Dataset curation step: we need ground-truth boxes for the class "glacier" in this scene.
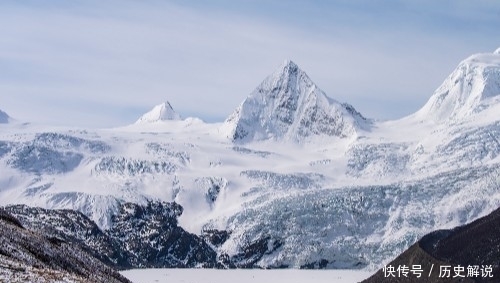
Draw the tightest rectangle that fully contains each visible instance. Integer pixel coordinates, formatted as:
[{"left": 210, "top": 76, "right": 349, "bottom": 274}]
[{"left": 1, "top": 49, "right": 500, "bottom": 270}]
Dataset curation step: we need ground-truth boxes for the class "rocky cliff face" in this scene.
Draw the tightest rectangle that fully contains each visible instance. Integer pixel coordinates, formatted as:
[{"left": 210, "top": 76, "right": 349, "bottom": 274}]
[
  {"left": 5, "top": 201, "right": 219, "bottom": 269},
  {"left": 0, "top": 208, "right": 131, "bottom": 283}
]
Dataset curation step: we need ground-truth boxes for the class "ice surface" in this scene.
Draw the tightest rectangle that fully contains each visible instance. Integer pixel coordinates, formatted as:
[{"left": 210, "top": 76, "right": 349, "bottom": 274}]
[
  {"left": 1, "top": 51, "right": 500, "bottom": 271},
  {"left": 120, "top": 268, "right": 372, "bottom": 283}
]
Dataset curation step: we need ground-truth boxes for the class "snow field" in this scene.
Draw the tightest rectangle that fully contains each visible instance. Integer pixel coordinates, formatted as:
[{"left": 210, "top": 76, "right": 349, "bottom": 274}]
[{"left": 120, "top": 268, "right": 372, "bottom": 283}]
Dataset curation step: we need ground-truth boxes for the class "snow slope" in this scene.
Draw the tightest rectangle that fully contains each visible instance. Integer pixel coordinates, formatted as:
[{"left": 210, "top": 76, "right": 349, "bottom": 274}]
[
  {"left": 1, "top": 49, "right": 500, "bottom": 270},
  {"left": 413, "top": 51, "right": 500, "bottom": 123},
  {"left": 0, "top": 109, "right": 11, "bottom": 124},
  {"left": 120, "top": 269, "right": 371, "bottom": 283},
  {"left": 223, "top": 60, "right": 370, "bottom": 143},
  {"left": 135, "top": 102, "right": 181, "bottom": 124}
]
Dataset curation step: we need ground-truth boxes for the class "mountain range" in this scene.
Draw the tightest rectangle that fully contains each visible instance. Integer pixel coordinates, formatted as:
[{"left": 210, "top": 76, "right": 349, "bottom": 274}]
[{"left": 0, "top": 48, "right": 500, "bottom": 270}]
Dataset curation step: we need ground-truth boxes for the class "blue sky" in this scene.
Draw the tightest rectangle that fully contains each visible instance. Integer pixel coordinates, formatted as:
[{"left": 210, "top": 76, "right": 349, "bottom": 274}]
[{"left": 1, "top": 0, "right": 500, "bottom": 127}]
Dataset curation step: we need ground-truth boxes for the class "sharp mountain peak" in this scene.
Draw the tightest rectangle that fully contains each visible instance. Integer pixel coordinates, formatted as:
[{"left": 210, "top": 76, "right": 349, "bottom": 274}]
[
  {"left": 135, "top": 101, "right": 182, "bottom": 124},
  {"left": 224, "top": 60, "right": 369, "bottom": 143}
]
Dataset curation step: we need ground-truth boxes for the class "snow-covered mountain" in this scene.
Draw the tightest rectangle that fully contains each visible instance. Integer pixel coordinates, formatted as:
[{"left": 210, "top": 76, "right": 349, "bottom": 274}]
[
  {"left": 413, "top": 50, "right": 500, "bottom": 123},
  {"left": 135, "top": 101, "right": 181, "bottom": 124},
  {"left": 0, "top": 109, "right": 11, "bottom": 124},
  {"left": 1, "top": 49, "right": 500, "bottom": 270},
  {"left": 223, "top": 60, "right": 370, "bottom": 143}
]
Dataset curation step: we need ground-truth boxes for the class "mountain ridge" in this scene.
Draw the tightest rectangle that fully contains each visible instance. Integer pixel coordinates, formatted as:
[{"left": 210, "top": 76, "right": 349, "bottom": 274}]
[
  {"left": 0, "top": 207, "right": 131, "bottom": 283},
  {"left": 4, "top": 201, "right": 219, "bottom": 269},
  {"left": 362, "top": 206, "right": 500, "bottom": 282},
  {"left": 413, "top": 49, "right": 500, "bottom": 123},
  {"left": 223, "top": 60, "right": 370, "bottom": 143},
  {"left": 135, "top": 101, "right": 181, "bottom": 124},
  {"left": 1, "top": 49, "right": 500, "bottom": 271}
]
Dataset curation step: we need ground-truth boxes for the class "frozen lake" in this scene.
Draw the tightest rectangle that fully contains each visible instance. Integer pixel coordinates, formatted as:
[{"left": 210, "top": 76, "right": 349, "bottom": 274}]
[{"left": 120, "top": 268, "right": 372, "bottom": 283}]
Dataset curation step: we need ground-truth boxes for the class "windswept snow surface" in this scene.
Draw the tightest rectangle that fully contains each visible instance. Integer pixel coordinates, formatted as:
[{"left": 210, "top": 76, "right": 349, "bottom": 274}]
[
  {"left": 120, "top": 269, "right": 371, "bottom": 283},
  {"left": 1, "top": 49, "right": 500, "bottom": 270}
]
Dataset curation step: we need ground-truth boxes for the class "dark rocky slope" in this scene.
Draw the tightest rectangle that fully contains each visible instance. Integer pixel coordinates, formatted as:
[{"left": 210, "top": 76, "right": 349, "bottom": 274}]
[
  {"left": 363, "top": 206, "right": 500, "bottom": 283},
  {"left": 0, "top": 208, "right": 131, "bottom": 283},
  {"left": 5, "top": 201, "right": 218, "bottom": 269}
]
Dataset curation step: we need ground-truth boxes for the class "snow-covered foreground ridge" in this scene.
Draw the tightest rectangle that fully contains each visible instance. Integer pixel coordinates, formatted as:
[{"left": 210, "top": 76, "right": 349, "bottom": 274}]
[{"left": 1, "top": 49, "right": 500, "bottom": 270}]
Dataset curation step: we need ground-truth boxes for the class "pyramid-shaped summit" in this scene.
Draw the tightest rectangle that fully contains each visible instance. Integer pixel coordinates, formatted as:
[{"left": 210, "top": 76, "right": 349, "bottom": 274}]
[
  {"left": 224, "top": 60, "right": 369, "bottom": 142},
  {"left": 414, "top": 48, "right": 500, "bottom": 122},
  {"left": 135, "top": 101, "right": 181, "bottom": 124}
]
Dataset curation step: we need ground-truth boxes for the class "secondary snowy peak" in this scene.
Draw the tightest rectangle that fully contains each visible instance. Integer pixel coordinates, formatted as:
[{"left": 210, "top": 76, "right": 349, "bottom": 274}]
[
  {"left": 415, "top": 48, "right": 500, "bottom": 122},
  {"left": 135, "top": 101, "right": 181, "bottom": 124},
  {"left": 224, "top": 60, "right": 369, "bottom": 143},
  {"left": 0, "top": 109, "right": 11, "bottom": 124}
]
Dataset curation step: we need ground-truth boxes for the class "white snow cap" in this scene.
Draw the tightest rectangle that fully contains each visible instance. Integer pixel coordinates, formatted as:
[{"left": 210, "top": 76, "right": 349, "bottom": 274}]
[
  {"left": 0, "top": 109, "right": 11, "bottom": 124},
  {"left": 414, "top": 51, "right": 500, "bottom": 122},
  {"left": 135, "top": 102, "right": 182, "bottom": 124},
  {"left": 223, "top": 59, "right": 369, "bottom": 142},
  {"left": 280, "top": 59, "right": 298, "bottom": 70}
]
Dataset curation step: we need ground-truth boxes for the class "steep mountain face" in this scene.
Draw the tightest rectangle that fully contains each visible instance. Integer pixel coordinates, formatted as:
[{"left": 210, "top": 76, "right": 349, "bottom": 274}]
[
  {"left": 419, "top": 207, "right": 500, "bottom": 279},
  {"left": 0, "top": 208, "right": 131, "bottom": 283},
  {"left": 4, "top": 201, "right": 218, "bottom": 269},
  {"left": 108, "top": 201, "right": 217, "bottom": 268},
  {"left": 135, "top": 101, "right": 181, "bottom": 124},
  {"left": 414, "top": 50, "right": 500, "bottom": 122},
  {"left": 362, "top": 206, "right": 500, "bottom": 283},
  {"left": 224, "top": 60, "right": 369, "bottom": 143},
  {"left": 4, "top": 204, "right": 128, "bottom": 269},
  {"left": 0, "top": 109, "right": 11, "bottom": 124}
]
